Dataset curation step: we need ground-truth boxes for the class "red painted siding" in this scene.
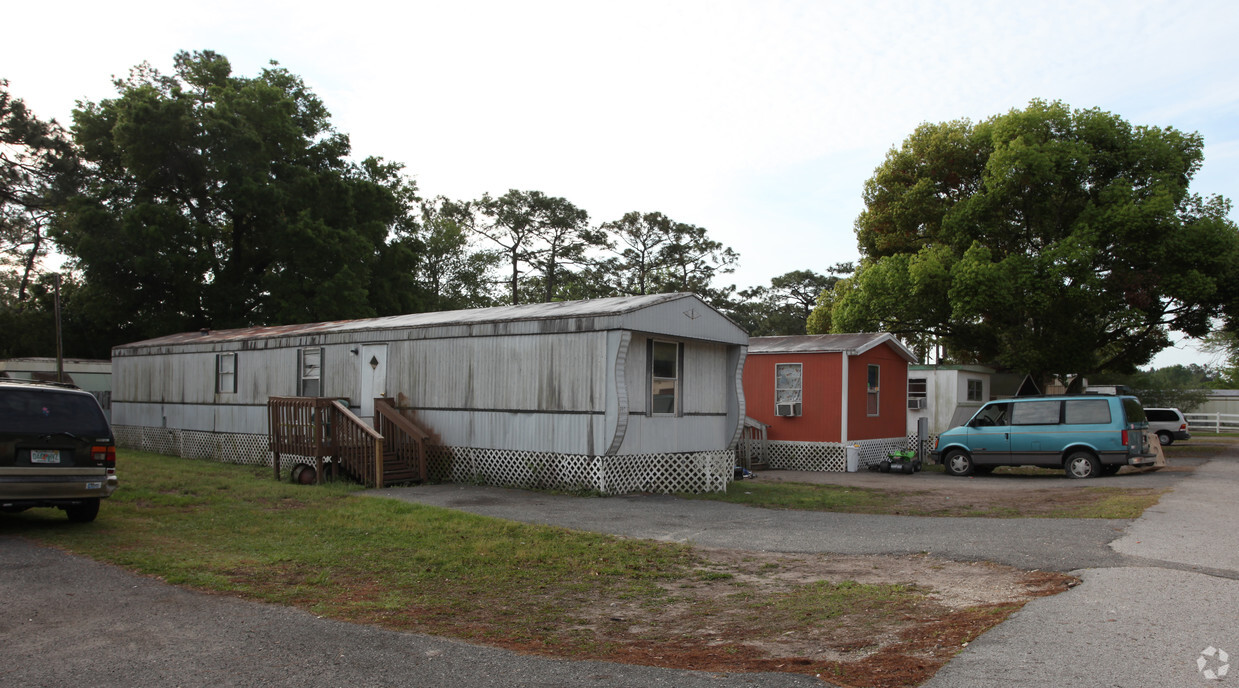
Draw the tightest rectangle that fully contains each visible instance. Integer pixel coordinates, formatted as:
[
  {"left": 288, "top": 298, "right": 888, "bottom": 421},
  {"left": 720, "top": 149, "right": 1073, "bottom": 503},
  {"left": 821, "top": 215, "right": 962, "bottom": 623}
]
[
  {"left": 846, "top": 345, "right": 909, "bottom": 440},
  {"left": 743, "top": 343, "right": 909, "bottom": 443},
  {"left": 743, "top": 351, "right": 843, "bottom": 442}
]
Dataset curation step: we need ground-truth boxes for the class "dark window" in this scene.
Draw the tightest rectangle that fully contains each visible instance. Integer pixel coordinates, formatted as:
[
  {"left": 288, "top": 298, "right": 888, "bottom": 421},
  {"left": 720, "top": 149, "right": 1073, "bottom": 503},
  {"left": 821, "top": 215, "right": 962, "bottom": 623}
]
[
  {"left": 1122, "top": 398, "right": 1147, "bottom": 424},
  {"left": 966, "top": 378, "right": 984, "bottom": 401},
  {"left": 970, "top": 403, "right": 1011, "bottom": 427},
  {"left": 0, "top": 389, "right": 110, "bottom": 436},
  {"left": 867, "top": 364, "right": 880, "bottom": 416},
  {"left": 1012, "top": 401, "right": 1061, "bottom": 425},
  {"left": 908, "top": 378, "right": 927, "bottom": 398},
  {"left": 1065, "top": 399, "right": 1112, "bottom": 424},
  {"left": 650, "top": 340, "right": 679, "bottom": 414}
]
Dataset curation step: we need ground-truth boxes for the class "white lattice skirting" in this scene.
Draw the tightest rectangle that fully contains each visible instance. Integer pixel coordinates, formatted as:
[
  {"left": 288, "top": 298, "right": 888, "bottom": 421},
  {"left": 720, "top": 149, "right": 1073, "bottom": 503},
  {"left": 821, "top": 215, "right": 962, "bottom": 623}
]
[
  {"left": 113, "top": 425, "right": 734, "bottom": 494},
  {"left": 426, "top": 446, "right": 733, "bottom": 495},
  {"left": 740, "top": 436, "right": 921, "bottom": 472}
]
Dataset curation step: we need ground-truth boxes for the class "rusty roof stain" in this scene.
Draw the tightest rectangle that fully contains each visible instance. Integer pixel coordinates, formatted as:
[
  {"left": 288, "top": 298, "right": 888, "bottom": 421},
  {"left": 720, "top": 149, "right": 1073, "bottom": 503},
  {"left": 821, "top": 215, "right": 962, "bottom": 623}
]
[{"left": 116, "top": 293, "right": 718, "bottom": 349}]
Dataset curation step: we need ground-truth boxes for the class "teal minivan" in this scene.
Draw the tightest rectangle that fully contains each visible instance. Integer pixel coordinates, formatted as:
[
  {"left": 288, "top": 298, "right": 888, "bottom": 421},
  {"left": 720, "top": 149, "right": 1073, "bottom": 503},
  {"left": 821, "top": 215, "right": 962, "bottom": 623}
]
[{"left": 931, "top": 395, "right": 1157, "bottom": 479}]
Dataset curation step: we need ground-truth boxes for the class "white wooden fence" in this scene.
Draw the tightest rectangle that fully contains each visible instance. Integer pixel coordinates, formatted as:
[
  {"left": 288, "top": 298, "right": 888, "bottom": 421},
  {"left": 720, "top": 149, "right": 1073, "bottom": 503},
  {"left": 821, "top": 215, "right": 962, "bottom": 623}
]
[{"left": 1184, "top": 412, "right": 1239, "bottom": 433}]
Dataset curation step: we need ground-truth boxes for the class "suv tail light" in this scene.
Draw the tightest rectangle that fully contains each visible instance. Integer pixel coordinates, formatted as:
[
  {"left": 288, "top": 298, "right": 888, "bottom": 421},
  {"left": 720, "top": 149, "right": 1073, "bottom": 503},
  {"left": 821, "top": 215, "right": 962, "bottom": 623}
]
[
  {"left": 1121, "top": 429, "right": 1129, "bottom": 446},
  {"left": 92, "top": 445, "right": 116, "bottom": 466}
]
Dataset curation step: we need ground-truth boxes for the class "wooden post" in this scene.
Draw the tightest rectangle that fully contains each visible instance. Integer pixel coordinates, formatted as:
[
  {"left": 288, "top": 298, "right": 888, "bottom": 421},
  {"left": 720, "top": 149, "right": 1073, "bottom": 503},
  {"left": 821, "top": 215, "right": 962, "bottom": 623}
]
[
  {"left": 314, "top": 401, "right": 324, "bottom": 485},
  {"left": 374, "top": 437, "right": 384, "bottom": 488},
  {"left": 270, "top": 402, "right": 281, "bottom": 481}
]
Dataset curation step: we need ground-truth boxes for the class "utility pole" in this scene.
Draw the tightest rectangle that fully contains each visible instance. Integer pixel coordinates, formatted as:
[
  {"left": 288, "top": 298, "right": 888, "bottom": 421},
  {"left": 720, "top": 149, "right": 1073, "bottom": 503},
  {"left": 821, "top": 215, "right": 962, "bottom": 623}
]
[{"left": 54, "top": 273, "right": 64, "bottom": 383}]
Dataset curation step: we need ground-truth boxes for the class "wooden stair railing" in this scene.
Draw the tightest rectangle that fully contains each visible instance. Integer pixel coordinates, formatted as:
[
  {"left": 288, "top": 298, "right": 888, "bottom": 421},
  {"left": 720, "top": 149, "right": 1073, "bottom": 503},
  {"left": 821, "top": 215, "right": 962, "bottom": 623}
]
[
  {"left": 268, "top": 397, "right": 385, "bottom": 487},
  {"left": 373, "top": 398, "right": 432, "bottom": 484},
  {"left": 329, "top": 400, "right": 385, "bottom": 488}
]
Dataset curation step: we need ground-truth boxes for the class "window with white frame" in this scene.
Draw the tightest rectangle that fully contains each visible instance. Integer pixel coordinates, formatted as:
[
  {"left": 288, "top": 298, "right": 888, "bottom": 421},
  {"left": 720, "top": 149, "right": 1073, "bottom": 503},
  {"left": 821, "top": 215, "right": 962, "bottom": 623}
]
[
  {"left": 867, "top": 364, "right": 880, "bottom": 416},
  {"left": 215, "top": 353, "right": 237, "bottom": 394},
  {"left": 650, "top": 340, "right": 680, "bottom": 415},
  {"left": 298, "top": 347, "right": 322, "bottom": 397},
  {"left": 775, "top": 363, "right": 803, "bottom": 416},
  {"left": 966, "top": 378, "right": 984, "bottom": 402}
]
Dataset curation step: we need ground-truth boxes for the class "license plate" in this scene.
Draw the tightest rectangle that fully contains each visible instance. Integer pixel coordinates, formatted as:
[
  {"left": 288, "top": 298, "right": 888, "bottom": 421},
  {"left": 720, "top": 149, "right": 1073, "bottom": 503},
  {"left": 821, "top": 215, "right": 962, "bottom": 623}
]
[
  {"left": 86, "top": 482, "right": 102, "bottom": 490},
  {"left": 30, "top": 450, "right": 61, "bottom": 464}
]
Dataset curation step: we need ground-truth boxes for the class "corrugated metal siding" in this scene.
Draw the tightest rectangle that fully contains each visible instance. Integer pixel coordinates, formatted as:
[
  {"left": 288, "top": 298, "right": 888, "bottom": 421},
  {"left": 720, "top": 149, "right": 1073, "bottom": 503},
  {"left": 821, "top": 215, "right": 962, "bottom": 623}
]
[
  {"left": 683, "top": 341, "right": 729, "bottom": 415},
  {"left": 392, "top": 332, "right": 606, "bottom": 412},
  {"left": 625, "top": 336, "right": 648, "bottom": 415},
  {"left": 115, "top": 348, "right": 310, "bottom": 407},
  {"left": 112, "top": 295, "right": 747, "bottom": 458},
  {"left": 624, "top": 336, "right": 732, "bottom": 416},
  {"left": 617, "top": 415, "right": 733, "bottom": 455},
  {"left": 413, "top": 409, "right": 607, "bottom": 455},
  {"left": 614, "top": 335, "right": 739, "bottom": 454}
]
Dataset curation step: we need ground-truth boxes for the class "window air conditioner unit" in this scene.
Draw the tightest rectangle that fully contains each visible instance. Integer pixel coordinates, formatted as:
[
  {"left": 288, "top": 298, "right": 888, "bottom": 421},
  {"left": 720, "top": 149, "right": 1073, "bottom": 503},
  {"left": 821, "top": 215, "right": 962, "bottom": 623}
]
[
  {"left": 908, "top": 397, "right": 926, "bottom": 410},
  {"left": 775, "top": 402, "right": 801, "bottom": 417}
]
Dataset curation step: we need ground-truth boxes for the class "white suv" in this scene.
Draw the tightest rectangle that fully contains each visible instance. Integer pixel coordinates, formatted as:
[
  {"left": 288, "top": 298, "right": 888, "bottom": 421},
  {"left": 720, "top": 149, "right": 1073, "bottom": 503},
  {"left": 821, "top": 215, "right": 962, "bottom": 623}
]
[{"left": 1145, "top": 408, "right": 1190, "bottom": 446}]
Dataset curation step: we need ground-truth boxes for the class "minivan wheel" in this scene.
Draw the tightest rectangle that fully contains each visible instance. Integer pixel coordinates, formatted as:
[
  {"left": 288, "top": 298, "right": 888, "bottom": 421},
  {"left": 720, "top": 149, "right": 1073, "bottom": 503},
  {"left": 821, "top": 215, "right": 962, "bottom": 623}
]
[
  {"left": 1065, "top": 452, "right": 1101, "bottom": 479},
  {"left": 65, "top": 499, "right": 100, "bottom": 523},
  {"left": 944, "top": 451, "right": 975, "bottom": 477},
  {"left": 1157, "top": 431, "right": 1174, "bottom": 446}
]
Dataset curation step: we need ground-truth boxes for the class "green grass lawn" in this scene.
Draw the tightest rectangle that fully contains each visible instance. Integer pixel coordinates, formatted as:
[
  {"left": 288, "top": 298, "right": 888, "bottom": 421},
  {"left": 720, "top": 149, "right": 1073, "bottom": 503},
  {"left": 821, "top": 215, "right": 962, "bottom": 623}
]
[
  {"left": 3, "top": 449, "right": 949, "bottom": 680},
  {"left": 678, "top": 476, "right": 1163, "bottom": 518}
]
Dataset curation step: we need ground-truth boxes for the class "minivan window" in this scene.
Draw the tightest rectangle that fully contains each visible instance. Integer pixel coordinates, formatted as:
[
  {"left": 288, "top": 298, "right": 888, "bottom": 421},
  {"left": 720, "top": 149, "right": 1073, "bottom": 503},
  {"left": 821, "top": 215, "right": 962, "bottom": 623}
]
[
  {"left": 0, "top": 389, "right": 110, "bottom": 436},
  {"left": 1012, "top": 400, "right": 1060, "bottom": 425},
  {"left": 1145, "top": 409, "right": 1176, "bottom": 422},
  {"left": 970, "top": 403, "right": 1010, "bottom": 427},
  {"left": 1121, "top": 398, "right": 1147, "bottom": 424},
  {"left": 1065, "top": 399, "right": 1112, "bottom": 424}
]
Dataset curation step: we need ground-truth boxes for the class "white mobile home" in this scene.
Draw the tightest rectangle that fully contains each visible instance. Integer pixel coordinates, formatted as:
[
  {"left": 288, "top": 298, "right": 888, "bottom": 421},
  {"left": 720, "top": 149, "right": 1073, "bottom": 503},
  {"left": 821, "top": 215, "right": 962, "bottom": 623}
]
[
  {"left": 905, "top": 364, "right": 994, "bottom": 435},
  {"left": 111, "top": 293, "right": 748, "bottom": 493}
]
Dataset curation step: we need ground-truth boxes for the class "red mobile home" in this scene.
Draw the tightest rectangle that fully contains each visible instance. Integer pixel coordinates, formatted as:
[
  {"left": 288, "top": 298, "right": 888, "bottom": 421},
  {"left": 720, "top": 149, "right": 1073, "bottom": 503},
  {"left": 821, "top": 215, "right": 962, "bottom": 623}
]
[{"left": 742, "top": 333, "right": 916, "bottom": 471}]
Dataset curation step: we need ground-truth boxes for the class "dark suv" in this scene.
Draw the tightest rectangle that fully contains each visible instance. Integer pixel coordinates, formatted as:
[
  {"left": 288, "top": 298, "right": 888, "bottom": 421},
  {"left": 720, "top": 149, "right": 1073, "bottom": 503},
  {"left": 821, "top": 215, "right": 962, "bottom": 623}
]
[{"left": 0, "top": 379, "right": 117, "bottom": 522}]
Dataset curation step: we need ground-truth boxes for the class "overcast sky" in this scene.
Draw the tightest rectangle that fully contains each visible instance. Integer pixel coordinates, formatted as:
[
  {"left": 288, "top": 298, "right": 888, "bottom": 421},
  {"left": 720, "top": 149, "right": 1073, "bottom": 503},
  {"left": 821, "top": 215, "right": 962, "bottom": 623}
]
[{"left": 4, "top": 0, "right": 1237, "bottom": 367}]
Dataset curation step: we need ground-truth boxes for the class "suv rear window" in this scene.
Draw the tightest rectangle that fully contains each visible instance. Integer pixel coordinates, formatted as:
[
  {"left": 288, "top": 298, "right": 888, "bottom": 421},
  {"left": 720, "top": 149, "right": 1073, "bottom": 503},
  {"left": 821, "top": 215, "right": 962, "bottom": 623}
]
[{"left": 0, "top": 389, "right": 110, "bottom": 436}]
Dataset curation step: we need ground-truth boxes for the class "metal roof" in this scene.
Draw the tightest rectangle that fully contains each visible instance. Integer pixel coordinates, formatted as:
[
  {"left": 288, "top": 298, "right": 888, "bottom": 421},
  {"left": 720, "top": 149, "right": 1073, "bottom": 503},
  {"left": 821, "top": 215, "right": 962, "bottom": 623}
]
[
  {"left": 747, "top": 333, "right": 917, "bottom": 362},
  {"left": 115, "top": 293, "right": 743, "bottom": 349}
]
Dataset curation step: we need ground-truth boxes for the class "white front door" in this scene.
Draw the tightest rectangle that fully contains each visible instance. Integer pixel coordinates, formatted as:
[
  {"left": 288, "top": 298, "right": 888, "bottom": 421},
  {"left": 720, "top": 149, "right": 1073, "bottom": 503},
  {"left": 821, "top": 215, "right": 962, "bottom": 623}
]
[{"left": 358, "top": 344, "right": 389, "bottom": 420}]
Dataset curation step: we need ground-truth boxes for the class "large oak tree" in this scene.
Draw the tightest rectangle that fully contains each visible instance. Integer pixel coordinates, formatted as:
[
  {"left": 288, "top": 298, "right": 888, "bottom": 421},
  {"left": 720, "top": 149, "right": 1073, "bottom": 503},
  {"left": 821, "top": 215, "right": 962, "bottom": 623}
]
[
  {"left": 818, "top": 100, "right": 1239, "bottom": 387},
  {"left": 52, "top": 51, "right": 421, "bottom": 342}
]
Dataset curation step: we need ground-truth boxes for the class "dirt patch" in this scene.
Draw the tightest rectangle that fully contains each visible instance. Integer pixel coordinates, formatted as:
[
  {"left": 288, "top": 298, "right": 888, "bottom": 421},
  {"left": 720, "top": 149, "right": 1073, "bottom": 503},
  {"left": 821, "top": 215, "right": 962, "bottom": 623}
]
[
  {"left": 420, "top": 549, "right": 1076, "bottom": 688},
  {"left": 872, "top": 485, "right": 1166, "bottom": 517},
  {"left": 747, "top": 462, "right": 1184, "bottom": 518}
]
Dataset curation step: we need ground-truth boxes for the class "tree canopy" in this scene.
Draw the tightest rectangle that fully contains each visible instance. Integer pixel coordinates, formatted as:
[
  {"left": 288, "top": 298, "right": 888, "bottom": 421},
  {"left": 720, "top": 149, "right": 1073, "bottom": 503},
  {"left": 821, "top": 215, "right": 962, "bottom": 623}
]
[
  {"left": 1, "top": 81, "right": 78, "bottom": 309},
  {"left": 816, "top": 100, "right": 1239, "bottom": 386},
  {"left": 739, "top": 265, "right": 850, "bottom": 336},
  {"left": 50, "top": 51, "right": 426, "bottom": 344}
]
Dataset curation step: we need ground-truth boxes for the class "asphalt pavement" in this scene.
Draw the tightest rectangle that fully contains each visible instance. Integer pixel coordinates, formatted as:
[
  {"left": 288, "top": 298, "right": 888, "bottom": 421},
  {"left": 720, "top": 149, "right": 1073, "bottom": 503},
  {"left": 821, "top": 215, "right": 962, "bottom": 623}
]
[
  {"left": 3, "top": 451, "right": 1236, "bottom": 687},
  {"left": 923, "top": 456, "right": 1239, "bottom": 688},
  {"left": 366, "top": 485, "right": 1135, "bottom": 572}
]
